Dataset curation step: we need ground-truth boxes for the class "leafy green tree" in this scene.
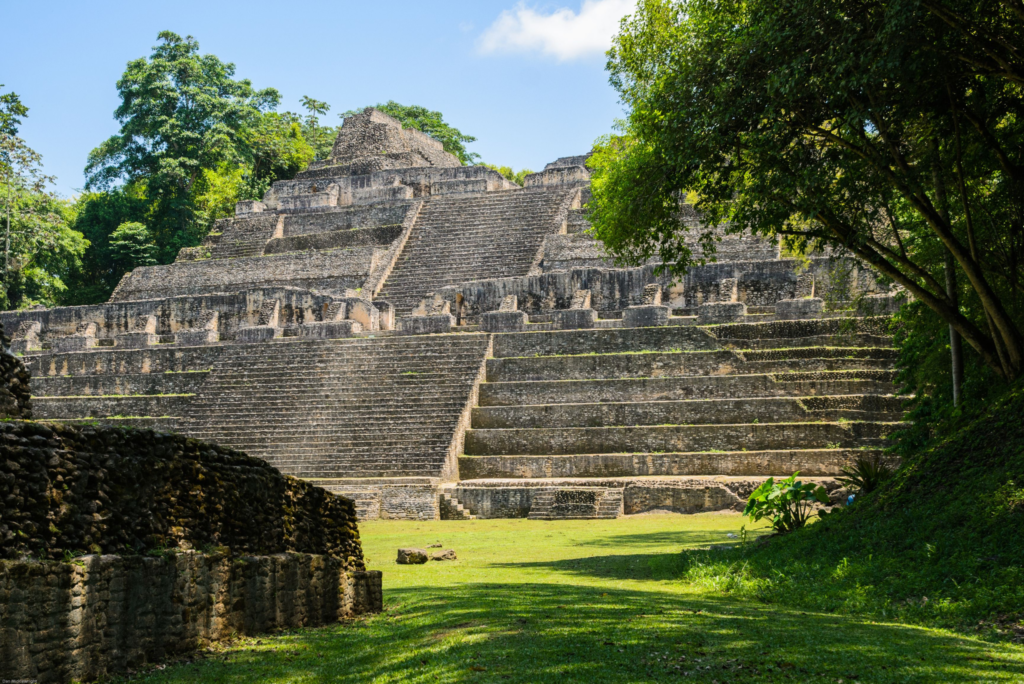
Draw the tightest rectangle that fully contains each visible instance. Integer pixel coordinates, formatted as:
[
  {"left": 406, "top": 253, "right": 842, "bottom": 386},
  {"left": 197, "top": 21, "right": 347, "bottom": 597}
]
[
  {"left": 299, "top": 96, "right": 338, "bottom": 161},
  {"left": 592, "top": 0, "right": 1024, "bottom": 382},
  {"left": 239, "top": 112, "right": 314, "bottom": 185},
  {"left": 341, "top": 102, "right": 479, "bottom": 165},
  {"left": 0, "top": 133, "right": 87, "bottom": 309},
  {"left": 61, "top": 188, "right": 149, "bottom": 306},
  {"left": 481, "top": 164, "right": 534, "bottom": 186},
  {"left": 0, "top": 86, "right": 28, "bottom": 137},
  {"left": 84, "top": 31, "right": 280, "bottom": 261},
  {"left": 108, "top": 221, "right": 157, "bottom": 275}
]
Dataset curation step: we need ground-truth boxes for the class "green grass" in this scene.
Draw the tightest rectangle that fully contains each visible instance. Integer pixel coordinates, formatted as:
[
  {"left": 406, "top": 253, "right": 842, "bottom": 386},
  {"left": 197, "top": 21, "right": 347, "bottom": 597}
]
[
  {"left": 118, "top": 514, "right": 1024, "bottom": 683},
  {"left": 679, "top": 382, "right": 1024, "bottom": 637}
]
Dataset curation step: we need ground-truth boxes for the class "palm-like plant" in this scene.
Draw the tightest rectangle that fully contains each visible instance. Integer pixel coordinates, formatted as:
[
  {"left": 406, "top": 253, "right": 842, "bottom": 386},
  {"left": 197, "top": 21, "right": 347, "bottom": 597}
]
[{"left": 837, "top": 455, "right": 895, "bottom": 495}]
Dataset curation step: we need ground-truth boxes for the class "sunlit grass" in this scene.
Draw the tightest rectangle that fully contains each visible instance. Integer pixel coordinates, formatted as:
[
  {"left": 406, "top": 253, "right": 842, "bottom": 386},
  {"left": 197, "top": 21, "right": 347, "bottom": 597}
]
[{"left": 118, "top": 514, "right": 1024, "bottom": 683}]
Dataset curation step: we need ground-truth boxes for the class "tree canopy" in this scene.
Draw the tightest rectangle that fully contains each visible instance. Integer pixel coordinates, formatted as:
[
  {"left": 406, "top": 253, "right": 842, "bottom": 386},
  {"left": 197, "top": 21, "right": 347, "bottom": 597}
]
[
  {"left": 590, "top": 0, "right": 1024, "bottom": 382},
  {"left": 63, "top": 32, "right": 340, "bottom": 303},
  {"left": 480, "top": 164, "right": 534, "bottom": 186},
  {"left": 0, "top": 86, "right": 28, "bottom": 137},
  {"left": 84, "top": 31, "right": 280, "bottom": 260},
  {"left": 0, "top": 87, "right": 88, "bottom": 309}
]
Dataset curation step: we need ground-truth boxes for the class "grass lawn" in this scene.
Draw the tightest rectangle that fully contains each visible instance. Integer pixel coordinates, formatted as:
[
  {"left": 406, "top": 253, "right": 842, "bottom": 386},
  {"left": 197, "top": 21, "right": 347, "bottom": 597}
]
[{"left": 120, "top": 513, "right": 1024, "bottom": 683}]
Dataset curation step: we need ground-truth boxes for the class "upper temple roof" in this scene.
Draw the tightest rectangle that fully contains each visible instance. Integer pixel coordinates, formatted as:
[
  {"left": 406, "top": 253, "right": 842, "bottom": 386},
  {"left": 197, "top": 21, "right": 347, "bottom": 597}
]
[{"left": 298, "top": 108, "right": 461, "bottom": 179}]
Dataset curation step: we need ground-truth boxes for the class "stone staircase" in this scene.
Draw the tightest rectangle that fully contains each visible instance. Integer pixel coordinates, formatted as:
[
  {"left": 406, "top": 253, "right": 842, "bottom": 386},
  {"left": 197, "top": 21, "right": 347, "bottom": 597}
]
[
  {"left": 455, "top": 317, "right": 905, "bottom": 519},
  {"left": 526, "top": 488, "right": 623, "bottom": 520},
  {"left": 378, "top": 188, "right": 577, "bottom": 316},
  {"left": 440, "top": 491, "right": 477, "bottom": 520},
  {"left": 208, "top": 214, "right": 281, "bottom": 259},
  {"left": 182, "top": 334, "right": 491, "bottom": 479}
]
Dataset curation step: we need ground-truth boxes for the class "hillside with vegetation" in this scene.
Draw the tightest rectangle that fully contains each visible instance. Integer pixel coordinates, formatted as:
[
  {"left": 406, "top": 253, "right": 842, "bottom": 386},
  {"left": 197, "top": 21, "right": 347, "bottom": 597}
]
[{"left": 683, "top": 377, "right": 1024, "bottom": 637}]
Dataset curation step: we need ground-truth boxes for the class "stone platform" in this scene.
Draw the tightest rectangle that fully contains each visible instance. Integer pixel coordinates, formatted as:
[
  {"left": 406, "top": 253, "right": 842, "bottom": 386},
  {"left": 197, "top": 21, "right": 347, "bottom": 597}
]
[{"left": 2, "top": 107, "right": 905, "bottom": 521}]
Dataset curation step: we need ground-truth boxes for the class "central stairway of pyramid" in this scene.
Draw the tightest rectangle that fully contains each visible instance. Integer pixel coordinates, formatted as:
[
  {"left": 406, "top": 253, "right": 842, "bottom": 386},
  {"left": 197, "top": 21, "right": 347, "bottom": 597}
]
[{"left": 2, "top": 108, "right": 905, "bottom": 521}]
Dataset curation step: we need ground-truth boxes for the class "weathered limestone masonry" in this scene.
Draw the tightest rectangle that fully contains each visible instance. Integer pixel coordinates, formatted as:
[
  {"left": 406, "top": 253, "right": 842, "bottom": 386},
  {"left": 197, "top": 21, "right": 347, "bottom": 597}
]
[
  {"left": 1, "top": 107, "right": 904, "bottom": 522},
  {"left": 2, "top": 552, "right": 379, "bottom": 683}
]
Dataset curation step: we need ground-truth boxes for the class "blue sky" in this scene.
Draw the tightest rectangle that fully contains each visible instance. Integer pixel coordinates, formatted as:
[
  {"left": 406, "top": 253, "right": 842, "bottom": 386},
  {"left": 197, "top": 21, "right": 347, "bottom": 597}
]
[{"left": 2, "top": 0, "right": 634, "bottom": 198}]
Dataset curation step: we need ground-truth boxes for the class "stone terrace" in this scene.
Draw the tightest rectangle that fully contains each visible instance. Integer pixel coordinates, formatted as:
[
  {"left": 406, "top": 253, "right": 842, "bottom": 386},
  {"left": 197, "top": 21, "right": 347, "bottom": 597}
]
[
  {"left": 2, "top": 109, "right": 906, "bottom": 521},
  {"left": 448, "top": 318, "right": 902, "bottom": 519}
]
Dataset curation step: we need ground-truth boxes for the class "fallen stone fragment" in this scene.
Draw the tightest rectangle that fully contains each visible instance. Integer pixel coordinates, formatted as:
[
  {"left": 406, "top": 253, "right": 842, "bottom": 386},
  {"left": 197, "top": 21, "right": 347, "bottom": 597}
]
[
  {"left": 397, "top": 548, "right": 428, "bottom": 564},
  {"left": 427, "top": 542, "right": 443, "bottom": 548},
  {"left": 430, "top": 549, "right": 457, "bottom": 561}
]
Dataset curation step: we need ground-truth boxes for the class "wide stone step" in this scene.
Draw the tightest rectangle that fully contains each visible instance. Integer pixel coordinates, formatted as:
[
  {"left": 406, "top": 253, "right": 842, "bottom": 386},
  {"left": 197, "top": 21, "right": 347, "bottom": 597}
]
[
  {"left": 33, "top": 395, "right": 194, "bottom": 419},
  {"left": 492, "top": 327, "right": 721, "bottom": 358},
  {"left": 273, "top": 460, "right": 448, "bottom": 472},
  {"left": 486, "top": 349, "right": 891, "bottom": 382},
  {"left": 709, "top": 318, "right": 890, "bottom": 340},
  {"left": 55, "top": 416, "right": 182, "bottom": 431},
  {"left": 471, "top": 396, "right": 905, "bottom": 429},
  {"left": 25, "top": 346, "right": 225, "bottom": 376},
  {"left": 31, "top": 371, "right": 210, "bottom": 397},
  {"left": 194, "top": 384, "right": 474, "bottom": 396},
  {"left": 464, "top": 421, "right": 898, "bottom": 456},
  {"left": 183, "top": 429, "right": 456, "bottom": 444},
  {"left": 203, "top": 367, "right": 481, "bottom": 380},
  {"left": 718, "top": 333, "right": 894, "bottom": 350},
  {"left": 458, "top": 448, "right": 886, "bottom": 479},
  {"left": 269, "top": 460, "right": 450, "bottom": 472},
  {"left": 477, "top": 374, "right": 895, "bottom": 406},
  {"left": 186, "top": 422, "right": 462, "bottom": 437},
  {"left": 742, "top": 347, "right": 897, "bottom": 361},
  {"left": 185, "top": 399, "right": 470, "bottom": 412}
]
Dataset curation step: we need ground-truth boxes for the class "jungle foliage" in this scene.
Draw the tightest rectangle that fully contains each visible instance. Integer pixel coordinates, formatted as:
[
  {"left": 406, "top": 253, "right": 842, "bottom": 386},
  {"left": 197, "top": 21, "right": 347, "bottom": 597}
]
[
  {"left": 685, "top": 380, "right": 1024, "bottom": 635},
  {"left": 0, "top": 86, "right": 88, "bottom": 309}
]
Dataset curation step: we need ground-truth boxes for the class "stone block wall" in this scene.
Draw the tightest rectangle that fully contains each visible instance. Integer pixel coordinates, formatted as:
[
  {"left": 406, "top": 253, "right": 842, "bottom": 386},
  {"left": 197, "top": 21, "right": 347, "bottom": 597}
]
[
  {"left": 0, "top": 553, "right": 382, "bottom": 683},
  {"left": 281, "top": 202, "right": 416, "bottom": 236},
  {"left": 437, "top": 257, "right": 888, "bottom": 319},
  {"left": 110, "top": 249, "right": 380, "bottom": 302},
  {"left": 0, "top": 420, "right": 365, "bottom": 564},
  {"left": 0, "top": 324, "right": 31, "bottom": 418},
  {"left": 264, "top": 224, "right": 404, "bottom": 255},
  {"left": 379, "top": 485, "right": 441, "bottom": 520},
  {"left": 1, "top": 288, "right": 363, "bottom": 345}
]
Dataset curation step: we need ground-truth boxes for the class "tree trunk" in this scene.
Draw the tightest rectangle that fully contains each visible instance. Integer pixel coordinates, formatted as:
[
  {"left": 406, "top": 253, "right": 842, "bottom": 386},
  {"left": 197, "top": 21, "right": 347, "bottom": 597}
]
[
  {"left": 945, "top": 252, "right": 963, "bottom": 406},
  {"left": 4, "top": 175, "right": 9, "bottom": 305},
  {"left": 934, "top": 148, "right": 966, "bottom": 400}
]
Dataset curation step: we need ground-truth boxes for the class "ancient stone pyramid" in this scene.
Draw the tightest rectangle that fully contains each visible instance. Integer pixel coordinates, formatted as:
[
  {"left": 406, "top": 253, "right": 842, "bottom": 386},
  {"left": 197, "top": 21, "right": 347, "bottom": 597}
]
[{"left": 2, "top": 109, "right": 905, "bottom": 521}]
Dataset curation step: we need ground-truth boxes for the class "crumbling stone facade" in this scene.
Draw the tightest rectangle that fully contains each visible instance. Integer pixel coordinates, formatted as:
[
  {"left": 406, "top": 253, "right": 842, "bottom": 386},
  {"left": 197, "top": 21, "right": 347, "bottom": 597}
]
[
  {"left": 0, "top": 108, "right": 904, "bottom": 522},
  {"left": 0, "top": 553, "right": 381, "bottom": 683}
]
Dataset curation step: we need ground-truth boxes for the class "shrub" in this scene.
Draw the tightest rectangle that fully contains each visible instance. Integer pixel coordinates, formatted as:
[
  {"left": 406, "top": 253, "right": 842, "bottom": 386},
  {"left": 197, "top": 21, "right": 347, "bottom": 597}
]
[{"left": 743, "top": 473, "right": 829, "bottom": 534}]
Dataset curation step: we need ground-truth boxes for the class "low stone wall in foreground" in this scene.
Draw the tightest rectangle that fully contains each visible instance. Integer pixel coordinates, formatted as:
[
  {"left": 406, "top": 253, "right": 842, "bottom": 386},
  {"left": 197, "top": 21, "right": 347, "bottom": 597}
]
[
  {"left": 0, "top": 552, "right": 382, "bottom": 683},
  {"left": 0, "top": 414, "right": 381, "bottom": 682},
  {"left": 0, "top": 420, "right": 363, "bottom": 563}
]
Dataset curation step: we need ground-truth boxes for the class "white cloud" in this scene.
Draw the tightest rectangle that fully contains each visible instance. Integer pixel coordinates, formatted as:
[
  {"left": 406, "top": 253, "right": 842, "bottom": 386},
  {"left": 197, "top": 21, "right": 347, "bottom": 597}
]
[{"left": 478, "top": 0, "right": 636, "bottom": 61}]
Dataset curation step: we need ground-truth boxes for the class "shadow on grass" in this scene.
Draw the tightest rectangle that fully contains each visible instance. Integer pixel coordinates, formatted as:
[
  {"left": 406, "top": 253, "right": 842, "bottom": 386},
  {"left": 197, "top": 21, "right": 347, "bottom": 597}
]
[
  {"left": 140, "top": 580, "right": 1024, "bottom": 684},
  {"left": 568, "top": 525, "right": 755, "bottom": 550},
  {"left": 493, "top": 550, "right": 690, "bottom": 581}
]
